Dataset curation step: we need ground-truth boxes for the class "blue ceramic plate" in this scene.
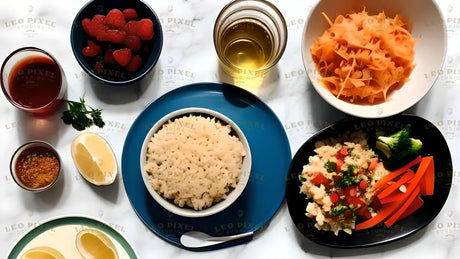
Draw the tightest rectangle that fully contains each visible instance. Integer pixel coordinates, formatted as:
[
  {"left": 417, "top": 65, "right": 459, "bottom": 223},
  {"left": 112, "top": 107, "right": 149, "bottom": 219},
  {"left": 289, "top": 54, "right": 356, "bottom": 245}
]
[
  {"left": 121, "top": 82, "right": 292, "bottom": 250},
  {"left": 7, "top": 215, "right": 138, "bottom": 258},
  {"left": 286, "top": 114, "right": 453, "bottom": 248}
]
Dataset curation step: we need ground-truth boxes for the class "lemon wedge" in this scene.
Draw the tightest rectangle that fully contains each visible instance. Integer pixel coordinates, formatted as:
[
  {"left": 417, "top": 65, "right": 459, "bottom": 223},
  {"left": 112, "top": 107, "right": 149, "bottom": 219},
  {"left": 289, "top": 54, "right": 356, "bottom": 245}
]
[
  {"left": 20, "top": 246, "right": 65, "bottom": 259},
  {"left": 71, "top": 132, "right": 117, "bottom": 186},
  {"left": 76, "top": 229, "right": 118, "bottom": 259}
]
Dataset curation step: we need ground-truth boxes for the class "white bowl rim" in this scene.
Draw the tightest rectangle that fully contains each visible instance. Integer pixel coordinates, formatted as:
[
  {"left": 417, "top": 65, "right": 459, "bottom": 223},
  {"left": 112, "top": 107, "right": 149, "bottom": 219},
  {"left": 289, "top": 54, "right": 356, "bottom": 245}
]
[
  {"left": 301, "top": 0, "right": 447, "bottom": 118},
  {"left": 139, "top": 107, "right": 252, "bottom": 218}
]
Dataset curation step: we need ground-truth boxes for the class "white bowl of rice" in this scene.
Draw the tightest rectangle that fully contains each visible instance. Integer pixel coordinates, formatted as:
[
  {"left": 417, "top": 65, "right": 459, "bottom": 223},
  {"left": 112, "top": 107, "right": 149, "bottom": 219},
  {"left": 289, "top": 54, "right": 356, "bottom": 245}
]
[{"left": 140, "top": 107, "right": 251, "bottom": 218}]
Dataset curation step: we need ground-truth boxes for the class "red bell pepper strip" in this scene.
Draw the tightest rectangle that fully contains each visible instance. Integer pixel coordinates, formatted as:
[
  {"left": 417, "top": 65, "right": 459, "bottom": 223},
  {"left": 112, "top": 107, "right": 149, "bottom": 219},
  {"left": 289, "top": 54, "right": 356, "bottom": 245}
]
[
  {"left": 379, "top": 191, "right": 404, "bottom": 205},
  {"left": 420, "top": 157, "right": 435, "bottom": 195},
  {"left": 355, "top": 198, "right": 401, "bottom": 230},
  {"left": 379, "top": 156, "right": 433, "bottom": 205},
  {"left": 373, "top": 155, "right": 422, "bottom": 190},
  {"left": 397, "top": 196, "right": 424, "bottom": 222},
  {"left": 357, "top": 157, "right": 434, "bottom": 230},
  {"left": 384, "top": 186, "right": 421, "bottom": 227},
  {"left": 377, "top": 171, "right": 415, "bottom": 200}
]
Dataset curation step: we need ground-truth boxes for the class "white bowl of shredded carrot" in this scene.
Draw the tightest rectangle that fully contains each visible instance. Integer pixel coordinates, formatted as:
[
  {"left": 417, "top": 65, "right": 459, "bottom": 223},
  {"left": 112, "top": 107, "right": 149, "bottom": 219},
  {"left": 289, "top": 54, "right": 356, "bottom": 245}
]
[{"left": 302, "top": 0, "right": 446, "bottom": 118}]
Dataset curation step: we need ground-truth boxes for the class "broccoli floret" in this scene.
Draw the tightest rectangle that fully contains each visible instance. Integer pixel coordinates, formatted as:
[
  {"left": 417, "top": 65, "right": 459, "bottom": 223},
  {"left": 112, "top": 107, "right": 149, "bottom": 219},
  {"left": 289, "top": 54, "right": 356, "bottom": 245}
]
[
  {"left": 377, "top": 124, "right": 412, "bottom": 151},
  {"left": 375, "top": 124, "right": 423, "bottom": 169}
]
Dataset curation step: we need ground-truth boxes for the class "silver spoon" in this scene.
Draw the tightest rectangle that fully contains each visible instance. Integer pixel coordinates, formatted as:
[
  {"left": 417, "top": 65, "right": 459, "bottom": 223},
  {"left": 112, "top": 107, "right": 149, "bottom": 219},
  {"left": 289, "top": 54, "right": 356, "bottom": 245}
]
[{"left": 180, "top": 230, "right": 254, "bottom": 248}]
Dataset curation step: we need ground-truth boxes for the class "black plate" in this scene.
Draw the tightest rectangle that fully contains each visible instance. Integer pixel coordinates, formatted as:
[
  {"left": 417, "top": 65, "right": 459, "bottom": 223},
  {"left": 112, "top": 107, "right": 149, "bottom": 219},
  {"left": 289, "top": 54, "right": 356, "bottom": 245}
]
[{"left": 286, "top": 114, "right": 453, "bottom": 248}]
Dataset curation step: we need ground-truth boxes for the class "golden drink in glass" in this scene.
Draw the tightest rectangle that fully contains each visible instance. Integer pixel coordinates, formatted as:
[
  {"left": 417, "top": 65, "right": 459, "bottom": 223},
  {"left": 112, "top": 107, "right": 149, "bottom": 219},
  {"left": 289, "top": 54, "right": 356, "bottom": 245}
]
[{"left": 214, "top": 0, "right": 287, "bottom": 78}]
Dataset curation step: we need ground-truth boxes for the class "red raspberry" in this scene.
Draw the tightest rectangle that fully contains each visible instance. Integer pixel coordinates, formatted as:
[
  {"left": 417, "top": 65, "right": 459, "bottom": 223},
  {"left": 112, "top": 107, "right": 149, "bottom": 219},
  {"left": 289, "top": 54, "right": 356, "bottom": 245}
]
[
  {"left": 94, "top": 62, "right": 104, "bottom": 73},
  {"left": 126, "top": 55, "right": 142, "bottom": 72},
  {"left": 113, "top": 48, "right": 132, "bottom": 66},
  {"left": 124, "top": 20, "right": 139, "bottom": 36},
  {"left": 81, "top": 18, "right": 94, "bottom": 36},
  {"left": 96, "top": 29, "right": 126, "bottom": 44},
  {"left": 137, "top": 18, "right": 154, "bottom": 40},
  {"left": 124, "top": 35, "right": 142, "bottom": 51},
  {"left": 92, "top": 14, "right": 106, "bottom": 27},
  {"left": 123, "top": 8, "right": 139, "bottom": 21},
  {"left": 82, "top": 15, "right": 106, "bottom": 38},
  {"left": 105, "top": 8, "right": 125, "bottom": 29},
  {"left": 82, "top": 40, "right": 101, "bottom": 57},
  {"left": 103, "top": 46, "right": 116, "bottom": 64}
]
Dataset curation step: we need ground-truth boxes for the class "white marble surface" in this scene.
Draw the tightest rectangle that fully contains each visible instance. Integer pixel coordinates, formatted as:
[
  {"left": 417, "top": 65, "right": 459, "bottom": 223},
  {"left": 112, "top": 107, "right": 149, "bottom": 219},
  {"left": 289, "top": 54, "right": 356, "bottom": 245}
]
[{"left": 1, "top": 0, "right": 459, "bottom": 258}]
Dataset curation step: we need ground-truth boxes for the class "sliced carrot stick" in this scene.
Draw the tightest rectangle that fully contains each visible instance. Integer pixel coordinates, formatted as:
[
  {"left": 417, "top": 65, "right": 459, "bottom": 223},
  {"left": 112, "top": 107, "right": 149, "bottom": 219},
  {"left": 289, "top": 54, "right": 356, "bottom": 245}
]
[
  {"left": 422, "top": 157, "right": 435, "bottom": 195},
  {"left": 404, "top": 156, "right": 433, "bottom": 195},
  {"left": 419, "top": 170, "right": 427, "bottom": 195},
  {"left": 377, "top": 171, "right": 415, "bottom": 200},
  {"left": 373, "top": 155, "right": 422, "bottom": 190},
  {"left": 380, "top": 156, "right": 432, "bottom": 204},
  {"left": 355, "top": 199, "right": 402, "bottom": 230},
  {"left": 379, "top": 191, "right": 403, "bottom": 204},
  {"left": 397, "top": 196, "right": 424, "bottom": 222},
  {"left": 384, "top": 186, "right": 421, "bottom": 227},
  {"left": 368, "top": 157, "right": 378, "bottom": 171}
]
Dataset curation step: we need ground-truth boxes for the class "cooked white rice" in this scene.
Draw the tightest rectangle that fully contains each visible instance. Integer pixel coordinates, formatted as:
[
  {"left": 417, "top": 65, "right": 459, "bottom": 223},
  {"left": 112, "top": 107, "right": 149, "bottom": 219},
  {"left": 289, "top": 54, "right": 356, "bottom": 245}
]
[{"left": 145, "top": 114, "right": 246, "bottom": 210}]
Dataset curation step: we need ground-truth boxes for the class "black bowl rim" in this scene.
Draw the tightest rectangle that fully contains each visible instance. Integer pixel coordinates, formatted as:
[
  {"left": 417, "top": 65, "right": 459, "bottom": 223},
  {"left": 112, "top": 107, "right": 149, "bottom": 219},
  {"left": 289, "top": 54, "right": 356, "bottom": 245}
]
[{"left": 70, "top": 0, "right": 163, "bottom": 85}]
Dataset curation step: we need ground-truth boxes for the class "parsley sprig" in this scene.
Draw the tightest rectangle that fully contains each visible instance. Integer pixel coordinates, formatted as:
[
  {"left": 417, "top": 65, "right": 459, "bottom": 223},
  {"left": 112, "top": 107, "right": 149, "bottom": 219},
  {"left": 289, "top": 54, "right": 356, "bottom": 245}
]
[{"left": 61, "top": 97, "right": 105, "bottom": 131}]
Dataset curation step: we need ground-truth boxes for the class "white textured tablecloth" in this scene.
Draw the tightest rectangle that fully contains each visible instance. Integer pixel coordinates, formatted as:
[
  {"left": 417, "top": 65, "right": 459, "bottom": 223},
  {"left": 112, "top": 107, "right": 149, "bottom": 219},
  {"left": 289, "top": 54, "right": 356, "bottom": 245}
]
[{"left": 1, "top": 0, "right": 459, "bottom": 258}]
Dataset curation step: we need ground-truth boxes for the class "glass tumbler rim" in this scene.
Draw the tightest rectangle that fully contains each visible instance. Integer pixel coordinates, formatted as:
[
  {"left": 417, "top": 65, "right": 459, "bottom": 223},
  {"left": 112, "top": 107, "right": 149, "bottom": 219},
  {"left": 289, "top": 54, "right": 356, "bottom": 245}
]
[{"left": 213, "top": 0, "right": 288, "bottom": 75}]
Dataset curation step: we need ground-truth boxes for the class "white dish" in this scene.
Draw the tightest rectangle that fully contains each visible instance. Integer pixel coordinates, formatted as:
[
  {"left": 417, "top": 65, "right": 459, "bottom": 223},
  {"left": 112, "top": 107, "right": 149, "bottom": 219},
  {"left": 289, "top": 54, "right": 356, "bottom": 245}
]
[
  {"left": 140, "top": 107, "right": 252, "bottom": 218},
  {"left": 302, "top": 0, "right": 447, "bottom": 118}
]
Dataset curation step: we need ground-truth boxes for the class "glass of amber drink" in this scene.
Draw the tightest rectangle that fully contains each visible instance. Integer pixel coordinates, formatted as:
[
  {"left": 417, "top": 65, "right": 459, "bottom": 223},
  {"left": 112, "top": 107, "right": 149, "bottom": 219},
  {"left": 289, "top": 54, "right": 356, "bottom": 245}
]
[
  {"left": 1, "top": 47, "right": 66, "bottom": 113},
  {"left": 213, "top": 0, "right": 287, "bottom": 78}
]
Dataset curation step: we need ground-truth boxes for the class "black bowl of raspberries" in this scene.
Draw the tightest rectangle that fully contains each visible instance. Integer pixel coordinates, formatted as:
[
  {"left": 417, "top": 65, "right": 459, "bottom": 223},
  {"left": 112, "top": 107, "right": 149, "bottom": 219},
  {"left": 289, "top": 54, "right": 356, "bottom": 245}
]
[{"left": 70, "top": 0, "right": 163, "bottom": 84}]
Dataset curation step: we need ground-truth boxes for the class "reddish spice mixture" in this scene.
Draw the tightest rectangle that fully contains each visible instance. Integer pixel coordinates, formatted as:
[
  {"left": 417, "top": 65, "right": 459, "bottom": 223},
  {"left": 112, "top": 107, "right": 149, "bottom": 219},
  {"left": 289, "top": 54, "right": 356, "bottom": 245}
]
[{"left": 15, "top": 146, "right": 60, "bottom": 189}]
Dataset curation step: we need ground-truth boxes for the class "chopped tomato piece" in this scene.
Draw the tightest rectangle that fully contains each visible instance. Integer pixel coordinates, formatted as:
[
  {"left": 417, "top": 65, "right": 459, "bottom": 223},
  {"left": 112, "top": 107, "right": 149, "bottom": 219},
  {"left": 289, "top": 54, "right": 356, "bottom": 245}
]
[
  {"left": 346, "top": 196, "right": 365, "bottom": 207},
  {"left": 345, "top": 186, "right": 358, "bottom": 197},
  {"left": 329, "top": 193, "right": 339, "bottom": 203},
  {"left": 311, "top": 173, "right": 329, "bottom": 186},
  {"left": 357, "top": 206, "right": 372, "bottom": 219},
  {"left": 368, "top": 157, "right": 378, "bottom": 171},
  {"left": 358, "top": 179, "right": 368, "bottom": 191},
  {"left": 336, "top": 159, "right": 344, "bottom": 172},
  {"left": 338, "top": 147, "right": 348, "bottom": 156}
]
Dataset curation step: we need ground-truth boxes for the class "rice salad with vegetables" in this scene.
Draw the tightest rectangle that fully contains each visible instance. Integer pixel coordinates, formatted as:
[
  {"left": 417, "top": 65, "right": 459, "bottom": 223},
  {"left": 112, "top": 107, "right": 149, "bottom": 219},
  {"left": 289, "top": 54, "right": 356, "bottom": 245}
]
[{"left": 299, "top": 132, "right": 389, "bottom": 235}]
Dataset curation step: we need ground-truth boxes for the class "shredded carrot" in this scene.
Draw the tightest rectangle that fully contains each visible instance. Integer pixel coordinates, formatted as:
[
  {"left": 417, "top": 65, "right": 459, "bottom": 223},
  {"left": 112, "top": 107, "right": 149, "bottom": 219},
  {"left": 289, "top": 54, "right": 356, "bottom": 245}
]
[{"left": 310, "top": 9, "right": 418, "bottom": 104}]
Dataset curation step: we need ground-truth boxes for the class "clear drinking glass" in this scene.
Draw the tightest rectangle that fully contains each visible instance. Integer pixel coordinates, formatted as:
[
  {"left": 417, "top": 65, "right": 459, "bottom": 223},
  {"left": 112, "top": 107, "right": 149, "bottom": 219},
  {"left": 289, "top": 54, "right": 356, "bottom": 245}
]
[
  {"left": 214, "top": 0, "right": 287, "bottom": 78},
  {"left": 1, "top": 47, "right": 66, "bottom": 113}
]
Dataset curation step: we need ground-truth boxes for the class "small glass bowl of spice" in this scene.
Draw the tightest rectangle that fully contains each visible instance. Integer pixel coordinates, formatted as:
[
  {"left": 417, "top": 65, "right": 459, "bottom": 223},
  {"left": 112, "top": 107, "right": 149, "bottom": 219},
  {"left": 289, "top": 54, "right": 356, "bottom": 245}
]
[{"left": 10, "top": 141, "right": 61, "bottom": 192}]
